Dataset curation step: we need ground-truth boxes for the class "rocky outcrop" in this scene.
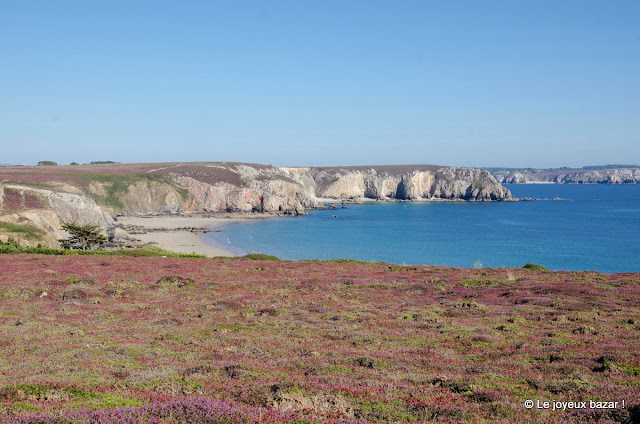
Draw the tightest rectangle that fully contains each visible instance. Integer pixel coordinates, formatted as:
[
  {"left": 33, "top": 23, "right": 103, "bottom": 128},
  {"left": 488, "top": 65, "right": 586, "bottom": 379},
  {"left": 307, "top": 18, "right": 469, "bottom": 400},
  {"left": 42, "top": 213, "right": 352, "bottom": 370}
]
[
  {"left": 495, "top": 168, "right": 640, "bottom": 184},
  {"left": 267, "top": 387, "right": 356, "bottom": 418},
  {"left": 165, "top": 163, "right": 320, "bottom": 214},
  {"left": 500, "top": 172, "right": 527, "bottom": 184},
  {"left": 298, "top": 165, "right": 513, "bottom": 201},
  {"left": 0, "top": 162, "right": 514, "bottom": 247},
  {"left": 0, "top": 184, "right": 115, "bottom": 246},
  {"left": 121, "top": 180, "right": 184, "bottom": 214}
]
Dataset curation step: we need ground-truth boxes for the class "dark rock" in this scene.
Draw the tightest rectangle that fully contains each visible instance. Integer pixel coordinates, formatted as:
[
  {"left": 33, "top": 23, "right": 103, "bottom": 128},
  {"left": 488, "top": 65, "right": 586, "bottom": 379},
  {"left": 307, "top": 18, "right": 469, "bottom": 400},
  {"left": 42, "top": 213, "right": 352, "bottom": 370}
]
[{"left": 62, "top": 289, "right": 87, "bottom": 300}]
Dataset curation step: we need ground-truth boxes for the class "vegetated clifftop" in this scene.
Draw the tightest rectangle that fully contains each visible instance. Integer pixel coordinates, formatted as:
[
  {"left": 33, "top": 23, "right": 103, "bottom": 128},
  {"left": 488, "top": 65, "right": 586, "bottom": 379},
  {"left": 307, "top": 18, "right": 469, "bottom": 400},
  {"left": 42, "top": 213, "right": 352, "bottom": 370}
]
[
  {"left": 492, "top": 167, "right": 640, "bottom": 184},
  {"left": 0, "top": 162, "right": 513, "bottom": 247}
]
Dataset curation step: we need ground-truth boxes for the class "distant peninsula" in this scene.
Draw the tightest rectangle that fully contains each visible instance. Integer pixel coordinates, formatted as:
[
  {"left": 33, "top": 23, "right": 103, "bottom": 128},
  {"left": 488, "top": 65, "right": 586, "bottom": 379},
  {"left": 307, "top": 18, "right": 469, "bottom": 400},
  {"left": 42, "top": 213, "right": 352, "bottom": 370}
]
[
  {"left": 0, "top": 162, "right": 512, "bottom": 248},
  {"left": 485, "top": 165, "right": 640, "bottom": 184}
]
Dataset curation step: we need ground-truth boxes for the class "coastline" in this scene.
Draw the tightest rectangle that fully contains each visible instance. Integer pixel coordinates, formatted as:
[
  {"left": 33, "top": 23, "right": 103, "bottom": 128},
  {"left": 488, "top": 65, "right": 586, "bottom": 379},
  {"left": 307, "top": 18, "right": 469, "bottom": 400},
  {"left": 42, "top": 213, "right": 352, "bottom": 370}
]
[{"left": 116, "top": 216, "right": 244, "bottom": 257}]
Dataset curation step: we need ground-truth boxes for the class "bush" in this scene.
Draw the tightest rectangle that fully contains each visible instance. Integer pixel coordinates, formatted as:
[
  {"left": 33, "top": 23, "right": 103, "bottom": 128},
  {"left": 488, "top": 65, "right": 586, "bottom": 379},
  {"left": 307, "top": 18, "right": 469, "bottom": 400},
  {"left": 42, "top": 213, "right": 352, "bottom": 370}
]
[
  {"left": 240, "top": 253, "right": 280, "bottom": 261},
  {"left": 523, "top": 263, "right": 549, "bottom": 271},
  {"left": 0, "top": 239, "right": 61, "bottom": 255},
  {"left": 0, "top": 238, "right": 204, "bottom": 257},
  {"left": 59, "top": 223, "right": 107, "bottom": 251}
]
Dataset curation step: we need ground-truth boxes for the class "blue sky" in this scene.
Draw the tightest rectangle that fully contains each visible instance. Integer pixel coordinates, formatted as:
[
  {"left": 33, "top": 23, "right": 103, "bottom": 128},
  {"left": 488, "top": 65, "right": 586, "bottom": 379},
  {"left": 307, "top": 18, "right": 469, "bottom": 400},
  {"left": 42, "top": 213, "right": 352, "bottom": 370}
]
[{"left": 1, "top": 1, "right": 639, "bottom": 167}]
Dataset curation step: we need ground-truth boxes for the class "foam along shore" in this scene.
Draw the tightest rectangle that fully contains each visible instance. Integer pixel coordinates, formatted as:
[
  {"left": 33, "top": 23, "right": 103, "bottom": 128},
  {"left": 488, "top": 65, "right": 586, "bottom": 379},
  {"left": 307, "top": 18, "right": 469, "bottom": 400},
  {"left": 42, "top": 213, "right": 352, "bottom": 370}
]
[{"left": 116, "top": 216, "right": 241, "bottom": 257}]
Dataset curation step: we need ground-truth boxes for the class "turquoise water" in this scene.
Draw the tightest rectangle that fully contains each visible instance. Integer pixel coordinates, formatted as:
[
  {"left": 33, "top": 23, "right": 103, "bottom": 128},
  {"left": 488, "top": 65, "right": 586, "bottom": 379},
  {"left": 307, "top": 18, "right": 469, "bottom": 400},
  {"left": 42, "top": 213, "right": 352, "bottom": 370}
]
[{"left": 204, "top": 184, "right": 640, "bottom": 273}]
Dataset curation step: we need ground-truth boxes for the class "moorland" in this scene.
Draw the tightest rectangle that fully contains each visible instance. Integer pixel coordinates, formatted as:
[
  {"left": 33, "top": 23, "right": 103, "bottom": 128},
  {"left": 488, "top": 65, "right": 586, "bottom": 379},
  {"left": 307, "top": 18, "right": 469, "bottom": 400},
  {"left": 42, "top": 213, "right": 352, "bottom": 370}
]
[{"left": 0, "top": 254, "right": 638, "bottom": 423}]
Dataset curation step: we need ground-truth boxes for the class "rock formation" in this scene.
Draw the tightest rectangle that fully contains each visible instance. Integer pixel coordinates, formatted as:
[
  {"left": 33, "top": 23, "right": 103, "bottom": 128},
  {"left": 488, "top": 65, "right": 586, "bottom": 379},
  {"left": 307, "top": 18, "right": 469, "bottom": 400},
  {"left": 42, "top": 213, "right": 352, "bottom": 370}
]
[
  {"left": 283, "top": 165, "right": 512, "bottom": 201},
  {"left": 0, "top": 184, "right": 115, "bottom": 246},
  {"left": 157, "top": 163, "right": 321, "bottom": 214},
  {"left": 494, "top": 168, "right": 640, "bottom": 184},
  {"left": 0, "top": 162, "right": 514, "bottom": 247}
]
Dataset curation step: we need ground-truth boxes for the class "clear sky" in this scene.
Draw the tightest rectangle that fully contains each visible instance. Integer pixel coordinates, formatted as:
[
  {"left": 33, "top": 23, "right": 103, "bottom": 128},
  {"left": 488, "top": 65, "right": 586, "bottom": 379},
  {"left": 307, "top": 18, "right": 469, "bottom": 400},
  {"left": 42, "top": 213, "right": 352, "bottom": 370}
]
[{"left": 1, "top": 1, "right": 639, "bottom": 168}]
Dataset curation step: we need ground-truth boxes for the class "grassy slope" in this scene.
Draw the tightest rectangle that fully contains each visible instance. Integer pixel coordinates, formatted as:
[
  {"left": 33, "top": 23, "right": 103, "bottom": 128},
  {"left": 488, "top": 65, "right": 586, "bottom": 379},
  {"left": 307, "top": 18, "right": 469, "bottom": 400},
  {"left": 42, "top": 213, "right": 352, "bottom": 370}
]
[
  {"left": 0, "top": 222, "right": 46, "bottom": 240},
  {"left": 0, "top": 256, "right": 639, "bottom": 423},
  {"left": 0, "top": 164, "right": 187, "bottom": 212}
]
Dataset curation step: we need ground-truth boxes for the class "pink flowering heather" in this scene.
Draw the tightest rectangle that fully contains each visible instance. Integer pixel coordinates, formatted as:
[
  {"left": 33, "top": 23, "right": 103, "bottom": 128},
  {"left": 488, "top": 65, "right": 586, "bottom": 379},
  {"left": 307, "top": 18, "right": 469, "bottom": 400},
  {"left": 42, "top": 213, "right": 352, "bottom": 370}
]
[{"left": 1, "top": 255, "right": 639, "bottom": 423}]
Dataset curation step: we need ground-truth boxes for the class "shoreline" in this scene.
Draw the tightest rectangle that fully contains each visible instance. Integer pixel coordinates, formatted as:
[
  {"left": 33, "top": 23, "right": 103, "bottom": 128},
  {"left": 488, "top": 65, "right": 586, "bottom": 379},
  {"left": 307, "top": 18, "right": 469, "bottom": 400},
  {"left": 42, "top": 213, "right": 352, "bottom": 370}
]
[{"left": 116, "top": 216, "right": 245, "bottom": 258}]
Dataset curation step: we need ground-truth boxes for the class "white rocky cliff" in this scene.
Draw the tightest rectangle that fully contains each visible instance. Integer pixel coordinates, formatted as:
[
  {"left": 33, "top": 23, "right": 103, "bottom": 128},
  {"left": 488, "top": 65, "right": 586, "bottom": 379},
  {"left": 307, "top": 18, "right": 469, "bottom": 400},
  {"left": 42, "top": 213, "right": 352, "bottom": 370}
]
[
  {"left": 0, "top": 162, "right": 514, "bottom": 247},
  {"left": 283, "top": 165, "right": 513, "bottom": 201},
  {"left": 495, "top": 167, "right": 640, "bottom": 184},
  {"left": 0, "top": 184, "right": 115, "bottom": 246}
]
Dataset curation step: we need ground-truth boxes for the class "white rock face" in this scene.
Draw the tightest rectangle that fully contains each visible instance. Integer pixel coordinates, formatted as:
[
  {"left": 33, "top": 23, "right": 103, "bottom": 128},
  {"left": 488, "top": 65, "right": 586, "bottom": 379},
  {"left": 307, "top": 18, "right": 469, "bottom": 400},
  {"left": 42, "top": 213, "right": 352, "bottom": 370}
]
[
  {"left": 551, "top": 169, "right": 640, "bottom": 184},
  {"left": 167, "top": 165, "right": 321, "bottom": 214},
  {"left": 2, "top": 184, "right": 114, "bottom": 229},
  {"left": 121, "top": 181, "right": 184, "bottom": 214},
  {"left": 0, "top": 163, "right": 515, "bottom": 247},
  {"left": 496, "top": 168, "right": 640, "bottom": 184},
  {"left": 47, "top": 191, "right": 115, "bottom": 230},
  {"left": 307, "top": 166, "right": 512, "bottom": 201},
  {"left": 0, "top": 184, "right": 116, "bottom": 247}
]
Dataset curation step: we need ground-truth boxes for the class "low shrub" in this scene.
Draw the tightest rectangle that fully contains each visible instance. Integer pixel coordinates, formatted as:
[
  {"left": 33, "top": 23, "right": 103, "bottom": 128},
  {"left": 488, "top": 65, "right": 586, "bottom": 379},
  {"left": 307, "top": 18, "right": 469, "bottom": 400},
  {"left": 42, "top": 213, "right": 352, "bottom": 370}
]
[
  {"left": 0, "top": 239, "right": 204, "bottom": 258},
  {"left": 523, "top": 263, "right": 549, "bottom": 271},
  {"left": 242, "top": 253, "right": 280, "bottom": 261}
]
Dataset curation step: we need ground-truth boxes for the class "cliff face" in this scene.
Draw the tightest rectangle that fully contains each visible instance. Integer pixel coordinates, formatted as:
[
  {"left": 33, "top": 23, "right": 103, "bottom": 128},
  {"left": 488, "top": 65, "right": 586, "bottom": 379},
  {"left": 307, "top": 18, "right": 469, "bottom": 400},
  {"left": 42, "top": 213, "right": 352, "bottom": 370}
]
[
  {"left": 120, "top": 180, "right": 184, "bottom": 214},
  {"left": 160, "top": 163, "right": 321, "bottom": 214},
  {"left": 0, "top": 162, "right": 514, "bottom": 247},
  {"left": 496, "top": 168, "right": 640, "bottom": 184},
  {"left": 0, "top": 184, "right": 115, "bottom": 246},
  {"left": 301, "top": 165, "right": 513, "bottom": 201}
]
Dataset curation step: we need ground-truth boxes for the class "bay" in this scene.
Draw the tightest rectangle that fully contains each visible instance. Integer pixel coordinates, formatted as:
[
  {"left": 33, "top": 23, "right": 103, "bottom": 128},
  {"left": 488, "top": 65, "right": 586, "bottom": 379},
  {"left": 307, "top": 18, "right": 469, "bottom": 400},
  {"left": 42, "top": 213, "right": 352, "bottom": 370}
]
[{"left": 203, "top": 184, "right": 640, "bottom": 273}]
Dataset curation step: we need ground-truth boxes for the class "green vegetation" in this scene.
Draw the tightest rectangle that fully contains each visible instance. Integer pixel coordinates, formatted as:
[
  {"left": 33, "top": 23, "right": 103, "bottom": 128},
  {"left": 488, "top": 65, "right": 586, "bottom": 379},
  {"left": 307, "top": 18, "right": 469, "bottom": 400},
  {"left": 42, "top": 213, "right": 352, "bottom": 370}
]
[
  {"left": 458, "top": 279, "right": 501, "bottom": 288},
  {"left": 36, "top": 160, "right": 57, "bottom": 166},
  {"left": 0, "top": 239, "right": 61, "bottom": 254},
  {"left": 76, "top": 173, "right": 140, "bottom": 209},
  {"left": 10, "top": 384, "right": 97, "bottom": 401},
  {"left": 172, "top": 184, "right": 190, "bottom": 201},
  {"left": 523, "top": 263, "right": 549, "bottom": 271},
  {"left": 303, "top": 258, "right": 379, "bottom": 264},
  {"left": 107, "top": 247, "right": 204, "bottom": 257},
  {"left": 0, "top": 222, "right": 46, "bottom": 240},
  {"left": 238, "top": 253, "right": 280, "bottom": 261},
  {"left": 0, "top": 238, "right": 204, "bottom": 257},
  {"left": 59, "top": 223, "right": 107, "bottom": 251},
  {"left": 71, "top": 173, "right": 184, "bottom": 209},
  {"left": 0, "top": 255, "right": 638, "bottom": 423}
]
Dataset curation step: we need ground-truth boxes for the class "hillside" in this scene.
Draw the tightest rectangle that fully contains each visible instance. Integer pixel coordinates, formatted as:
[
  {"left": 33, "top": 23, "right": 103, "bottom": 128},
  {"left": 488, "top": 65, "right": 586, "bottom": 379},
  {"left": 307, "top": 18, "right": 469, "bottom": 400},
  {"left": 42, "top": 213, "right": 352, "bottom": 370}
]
[
  {"left": 0, "top": 255, "right": 638, "bottom": 423},
  {"left": 487, "top": 167, "right": 640, "bottom": 184},
  {"left": 0, "top": 162, "right": 513, "bottom": 247}
]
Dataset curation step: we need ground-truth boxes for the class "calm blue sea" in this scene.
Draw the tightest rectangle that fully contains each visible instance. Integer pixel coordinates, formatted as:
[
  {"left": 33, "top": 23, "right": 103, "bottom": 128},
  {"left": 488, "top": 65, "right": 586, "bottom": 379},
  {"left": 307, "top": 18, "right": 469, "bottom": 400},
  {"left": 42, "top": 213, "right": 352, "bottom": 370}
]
[{"left": 204, "top": 184, "right": 640, "bottom": 273}]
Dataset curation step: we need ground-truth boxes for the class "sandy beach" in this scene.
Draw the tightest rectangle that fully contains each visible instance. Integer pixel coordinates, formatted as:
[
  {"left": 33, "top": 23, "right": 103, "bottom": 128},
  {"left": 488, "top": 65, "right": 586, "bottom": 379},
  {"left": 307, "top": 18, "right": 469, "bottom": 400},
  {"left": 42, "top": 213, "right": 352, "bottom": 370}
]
[{"left": 117, "top": 216, "right": 243, "bottom": 257}]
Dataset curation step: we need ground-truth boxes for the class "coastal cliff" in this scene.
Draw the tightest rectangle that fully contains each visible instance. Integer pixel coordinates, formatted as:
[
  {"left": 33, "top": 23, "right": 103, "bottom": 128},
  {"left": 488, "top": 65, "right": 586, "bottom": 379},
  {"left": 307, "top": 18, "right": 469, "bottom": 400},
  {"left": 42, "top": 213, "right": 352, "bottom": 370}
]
[
  {"left": 492, "top": 167, "right": 640, "bottom": 184},
  {"left": 160, "top": 163, "right": 320, "bottom": 214},
  {"left": 299, "top": 165, "right": 513, "bottom": 201},
  {"left": 0, "top": 162, "right": 513, "bottom": 247},
  {"left": 0, "top": 184, "right": 115, "bottom": 246}
]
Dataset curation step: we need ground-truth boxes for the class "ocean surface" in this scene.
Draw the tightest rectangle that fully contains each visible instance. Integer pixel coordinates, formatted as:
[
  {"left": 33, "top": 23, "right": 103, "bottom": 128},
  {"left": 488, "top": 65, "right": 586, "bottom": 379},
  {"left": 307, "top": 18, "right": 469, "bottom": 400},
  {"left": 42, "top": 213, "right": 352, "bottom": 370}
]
[{"left": 204, "top": 184, "right": 640, "bottom": 273}]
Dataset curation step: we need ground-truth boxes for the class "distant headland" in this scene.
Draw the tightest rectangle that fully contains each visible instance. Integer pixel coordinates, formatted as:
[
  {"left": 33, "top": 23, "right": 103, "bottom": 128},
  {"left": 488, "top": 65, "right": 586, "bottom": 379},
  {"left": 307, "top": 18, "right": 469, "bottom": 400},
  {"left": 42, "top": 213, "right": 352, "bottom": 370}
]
[{"left": 484, "top": 165, "right": 640, "bottom": 184}]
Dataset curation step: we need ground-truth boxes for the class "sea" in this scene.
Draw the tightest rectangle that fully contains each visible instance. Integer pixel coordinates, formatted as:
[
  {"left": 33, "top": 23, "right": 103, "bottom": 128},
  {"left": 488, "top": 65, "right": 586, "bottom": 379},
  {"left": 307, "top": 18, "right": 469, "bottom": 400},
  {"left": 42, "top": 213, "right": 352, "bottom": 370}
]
[{"left": 203, "top": 184, "right": 640, "bottom": 273}]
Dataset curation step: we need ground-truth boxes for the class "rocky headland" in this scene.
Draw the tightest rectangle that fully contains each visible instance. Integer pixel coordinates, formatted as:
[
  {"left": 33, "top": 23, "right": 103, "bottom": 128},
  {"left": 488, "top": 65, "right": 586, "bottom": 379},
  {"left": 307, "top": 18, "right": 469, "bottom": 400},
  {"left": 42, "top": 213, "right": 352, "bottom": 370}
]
[
  {"left": 489, "top": 166, "right": 640, "bottom": 184},
  {"left": 0, "top": 162, "right": 513, "bottom": 248}
]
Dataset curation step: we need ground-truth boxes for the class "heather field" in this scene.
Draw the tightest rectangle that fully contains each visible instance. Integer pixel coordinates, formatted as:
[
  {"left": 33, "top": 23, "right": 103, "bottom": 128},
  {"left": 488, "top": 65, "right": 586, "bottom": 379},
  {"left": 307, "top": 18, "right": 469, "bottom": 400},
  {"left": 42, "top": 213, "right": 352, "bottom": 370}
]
[{"left": 0, "top": 255, "right": 639, "bottom": 423}]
